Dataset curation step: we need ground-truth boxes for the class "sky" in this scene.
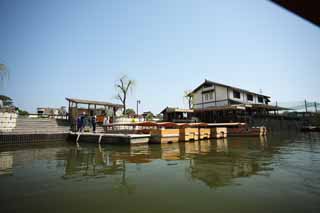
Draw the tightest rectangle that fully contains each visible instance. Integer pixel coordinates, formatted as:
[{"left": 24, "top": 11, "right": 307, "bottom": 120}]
[{"left": 1, "top": 0, "right": 319, "bottom": 113}]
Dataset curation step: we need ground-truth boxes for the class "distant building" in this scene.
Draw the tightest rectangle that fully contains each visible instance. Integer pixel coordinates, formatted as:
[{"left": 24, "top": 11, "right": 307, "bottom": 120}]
[
  {"left": 142, "top": 111, "right": 154, "bottom": 118},
  {"left": 160, "top": 107, "right": 195, "bottom": 122},
  {"left": 37, "top": 107, "right": 66, "bottom": 116},
  {"left": 188, "top": 79, "right": 270, "bottom": 109}
]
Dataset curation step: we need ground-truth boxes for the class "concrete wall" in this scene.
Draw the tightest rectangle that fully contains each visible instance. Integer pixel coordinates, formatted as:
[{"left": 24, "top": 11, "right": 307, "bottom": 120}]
[{"left": 0, "top": 112, "right": 17, "bottom": 133}]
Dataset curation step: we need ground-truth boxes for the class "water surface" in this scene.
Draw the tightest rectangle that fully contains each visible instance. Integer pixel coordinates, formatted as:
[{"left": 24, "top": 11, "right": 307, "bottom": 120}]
[{"left": 1, "top": 132, "right": 320, "bottom": 213}]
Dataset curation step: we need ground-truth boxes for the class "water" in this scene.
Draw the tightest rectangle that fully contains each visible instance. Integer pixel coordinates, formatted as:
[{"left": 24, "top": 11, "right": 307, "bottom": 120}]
[{"left": 1, "top": 132, "right": 320, "bottom": 213}]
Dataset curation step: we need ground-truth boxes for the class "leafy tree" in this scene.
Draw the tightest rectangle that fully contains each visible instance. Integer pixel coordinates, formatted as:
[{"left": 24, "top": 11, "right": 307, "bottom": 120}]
[
  {"left": 145, "top": 112, "right": 154, "bottom": 121},
  {"left": 115, "top": 75, "right": 135, "bottom": 115},
  {"left": 125, "top": 108, "right": 135, "bottom": 116},
  {"left": 0, "top": 95, "right": 13, "bottom": 107},
  {"left": 18, "top": 109, "right": 29, "bottom": 116}
]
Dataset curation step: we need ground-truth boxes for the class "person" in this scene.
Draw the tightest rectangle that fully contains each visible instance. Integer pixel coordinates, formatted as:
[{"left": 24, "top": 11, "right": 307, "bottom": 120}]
[
  {"left": 103, "top": 115, "right": 109, "bottom": 125},
  {"left": 92, "top": 114, "right": 97, "bottom": 133},
  {"left": 80, "top": 112, "right": 86, "bottom": 131},
  {"left": 76, "top": 116, "right": 82, "bottom": 132}
]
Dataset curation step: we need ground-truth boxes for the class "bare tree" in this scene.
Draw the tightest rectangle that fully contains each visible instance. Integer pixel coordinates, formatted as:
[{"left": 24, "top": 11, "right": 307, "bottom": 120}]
[
  {"left": 184, "top": 90, "right": 193, "bottom": 109},
  {"left": 115, "top": 75, "right": 135, "bottom": 115}
]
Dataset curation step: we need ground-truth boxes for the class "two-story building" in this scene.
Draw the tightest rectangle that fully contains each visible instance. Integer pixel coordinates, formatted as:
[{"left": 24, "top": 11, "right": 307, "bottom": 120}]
[
  {"left": 189, "top": 79, "right": 270, "bottom": 109},
  {"left": 187, "top": 80, "right": 284, "bottom": 123}
]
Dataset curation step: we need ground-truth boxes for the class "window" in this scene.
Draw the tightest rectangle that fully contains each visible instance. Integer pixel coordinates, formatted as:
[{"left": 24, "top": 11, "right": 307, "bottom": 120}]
[
  {"left": 258, "top": 96, "right": 263, "bottom": 103},
  {"left": 209, "top": 92, "right": 213, "bottom": 100},
  {"left": 203, "top": 91, "right": 213, "bottom": 101},
  {"left": 233, "top": 90, "right": 241, "bottom": 99},
  {"left": 204, "top": 93, "right": 208, "bottom": 101},
  {"left": 247, "top": 94, "right": 253, "bottom": 101}
]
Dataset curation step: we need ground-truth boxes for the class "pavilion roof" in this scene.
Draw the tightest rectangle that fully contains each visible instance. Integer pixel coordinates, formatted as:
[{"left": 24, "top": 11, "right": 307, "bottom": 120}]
[{"left": 66, "top": 97, "right": 123, "bottom": 108}]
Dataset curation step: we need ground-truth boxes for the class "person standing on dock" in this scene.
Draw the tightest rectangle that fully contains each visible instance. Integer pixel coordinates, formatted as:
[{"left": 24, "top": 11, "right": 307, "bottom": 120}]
[
  {"left": 77, "top": 116, "right": 82, "bottom": 132},
  {"left": 80, "top": 112, "right": 86, "bottom": 132},
  {"left": 103, "top": 115, "right": 109, "bottom": 125},
  {"left": 92, "top": 115, "right": 97, "bottom": 133}
]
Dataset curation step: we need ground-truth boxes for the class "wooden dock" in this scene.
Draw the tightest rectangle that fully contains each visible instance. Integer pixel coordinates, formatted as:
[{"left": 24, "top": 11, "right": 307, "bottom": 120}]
[{"left": 69, "top": 132, "right": 150, "bottom": 145}]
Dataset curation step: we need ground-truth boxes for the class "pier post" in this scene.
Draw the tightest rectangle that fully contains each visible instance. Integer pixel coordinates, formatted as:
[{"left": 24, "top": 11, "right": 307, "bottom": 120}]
[
  {"left": 98, "top": 134, "right": 103, "bottom": 143},
  {"left": 76, "top": 133, "right": 81, "bottom": 143}
]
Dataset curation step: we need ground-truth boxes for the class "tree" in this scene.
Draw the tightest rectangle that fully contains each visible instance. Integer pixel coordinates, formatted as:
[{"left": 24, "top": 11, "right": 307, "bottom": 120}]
[
  {"left": 17, "top": 109, "right": 29, "bottom": 116},
  {"left": 145, "top": 112, "right": 154, "bottom": 121},
  {"left": 184, "top": 90, "right": 193, "bottom": 109},
  {"left": 125, "top": 108, "right": 135, "bottom": 116},
  {"left": 0, "top": 95, "right": 13, "bottom": 107},
  {"left": 115, "top": 75, "right": 135, "bottom": 115}
]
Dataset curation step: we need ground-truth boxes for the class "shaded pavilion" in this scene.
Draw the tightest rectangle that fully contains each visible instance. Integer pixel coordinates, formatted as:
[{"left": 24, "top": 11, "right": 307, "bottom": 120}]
[{"left": 66, "top": 97, "right": 123, "bottom": 130}]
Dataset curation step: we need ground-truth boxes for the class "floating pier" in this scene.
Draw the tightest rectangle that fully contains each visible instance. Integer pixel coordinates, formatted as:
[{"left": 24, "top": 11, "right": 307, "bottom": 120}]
[
  {"left": 69, "top": 132, "right": 150, "bottom": 145},
  {"left": 103, "top": 122, "right": 229, "bottom": 144}
]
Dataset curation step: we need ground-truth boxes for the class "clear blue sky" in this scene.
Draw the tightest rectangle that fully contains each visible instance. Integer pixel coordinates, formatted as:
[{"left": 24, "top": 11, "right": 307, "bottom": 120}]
[{"left": 1, "top": 0, "right": 319, "bottom": 113}]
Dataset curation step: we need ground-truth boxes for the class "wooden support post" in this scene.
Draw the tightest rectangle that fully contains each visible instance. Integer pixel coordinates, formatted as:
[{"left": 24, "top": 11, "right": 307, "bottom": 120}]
[
  {"left": 75, "top": 103, "right": 78, "bottom": 118},
  {"left": 201, "top": 88, "right": 204, "bottom": 109},
  {"left": 68, "top": 100, "right": 71, "bottom": 121},
  {"left": 214, "top": 84, "right": 217, "bottom": 106},
  {"left": 74, "top": 102, "right": 78, "bottom": 132}
]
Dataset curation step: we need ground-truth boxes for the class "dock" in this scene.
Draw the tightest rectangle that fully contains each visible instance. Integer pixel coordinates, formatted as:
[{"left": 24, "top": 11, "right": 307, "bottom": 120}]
[{"left": 69, "top": 132, "right": 150, "bottom": 145}]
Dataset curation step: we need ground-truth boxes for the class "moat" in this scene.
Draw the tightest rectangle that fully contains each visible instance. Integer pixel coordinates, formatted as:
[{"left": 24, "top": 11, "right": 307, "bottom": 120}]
[{"left": 1, "top": 132, "right": 320, "bottom": 213}]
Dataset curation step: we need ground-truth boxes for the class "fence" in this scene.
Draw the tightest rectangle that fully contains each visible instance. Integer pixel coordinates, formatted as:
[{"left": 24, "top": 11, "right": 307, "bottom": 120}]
[{"left": 271, "top": 100, "right": 320, "bottom": 113}]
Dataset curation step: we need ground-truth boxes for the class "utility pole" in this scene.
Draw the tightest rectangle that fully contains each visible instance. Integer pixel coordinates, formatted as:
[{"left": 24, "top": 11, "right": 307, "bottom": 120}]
[
  {"left": 136, "top": 100, "right": 141, "bottom": 119},
  {"left": 315, "top": 102, "right": 318, "bottom": 113}
]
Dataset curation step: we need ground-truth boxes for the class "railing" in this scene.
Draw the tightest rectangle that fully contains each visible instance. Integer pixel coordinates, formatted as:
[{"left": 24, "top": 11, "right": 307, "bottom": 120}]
[{"left": 19, "top": 114, "right": 68, "bottom": 120}]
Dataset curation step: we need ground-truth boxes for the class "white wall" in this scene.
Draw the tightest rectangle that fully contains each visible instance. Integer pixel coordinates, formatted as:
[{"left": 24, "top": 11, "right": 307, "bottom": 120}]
[
  {"left": 228, "top": 89, "right": 244, "bottom": 103},
  {"left": 192, "top": 85, "right": 216, "bottom": 109},
  {"left": 215, "top": 85, "right": 228, "bottom": 101},
  {"left": 0, "top": 112, "right": 17, "bottom": 132},
  {"left": 192, "top": 89, "right": 203, "bottom": 106},
  {"left": 191, "top": 83, "right": 268, "bottom": 109}
]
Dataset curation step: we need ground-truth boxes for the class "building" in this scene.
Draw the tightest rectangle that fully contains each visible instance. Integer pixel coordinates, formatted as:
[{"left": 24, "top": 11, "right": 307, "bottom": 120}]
[
  {"left": 160, "top": 107, "right": 195, "bottom": 122},
  {"left": 189, "top": 79, "right": 270, "bottom": 109},
  {"left": 187, "top": 80, "right": 287, "bottom": 123},
  {"left": 37, "top": 107, "right": 66, "bottom": 116}
]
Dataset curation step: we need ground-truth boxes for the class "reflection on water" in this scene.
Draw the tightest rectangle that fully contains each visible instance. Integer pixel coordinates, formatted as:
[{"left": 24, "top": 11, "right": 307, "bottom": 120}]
[
  {"left": 216, "top": 138, "right": 228, "bottom": 153},
  {"left": 161, "top": 143, "right": 181, "bottom": 160},
  {"left": 0, "top": 152, "right": 13, "bottom": 176},
  {"left": 1, "top": 132, "right": 320, "bottom": 213}
]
